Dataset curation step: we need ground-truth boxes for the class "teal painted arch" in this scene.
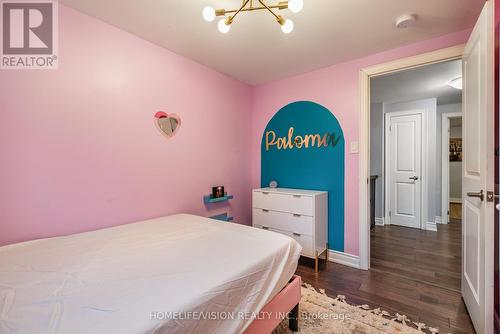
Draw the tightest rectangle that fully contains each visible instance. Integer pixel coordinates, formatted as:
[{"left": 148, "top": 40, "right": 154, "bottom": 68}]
[{"left": 260, "top": 101, "right": 345, "bottom": 251}]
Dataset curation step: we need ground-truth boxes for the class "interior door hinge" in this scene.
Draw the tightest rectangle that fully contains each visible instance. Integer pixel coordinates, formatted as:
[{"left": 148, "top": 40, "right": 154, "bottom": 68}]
[{"left": 389, "top": 211, "right": 391, "bottom": 216}]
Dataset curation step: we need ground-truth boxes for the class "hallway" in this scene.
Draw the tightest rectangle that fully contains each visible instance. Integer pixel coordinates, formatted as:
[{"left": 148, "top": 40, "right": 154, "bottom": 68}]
[{"left": 371, "top": 220, "right": 462, "bottom": 292}]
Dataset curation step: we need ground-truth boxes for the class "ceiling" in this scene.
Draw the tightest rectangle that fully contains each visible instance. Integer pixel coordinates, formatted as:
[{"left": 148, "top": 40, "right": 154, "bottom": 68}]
[
  {"left": 59, "top": 0, "right": 483, "bottom": 85},
  {"left": 370, "top": 59, "right": 462, "bottom": 106}
]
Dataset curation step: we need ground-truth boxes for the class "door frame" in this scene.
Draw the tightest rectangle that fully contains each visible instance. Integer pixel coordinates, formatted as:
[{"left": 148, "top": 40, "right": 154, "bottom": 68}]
[
  {"left": 359, "top": 44, "right": 464, "bottom": 270},
  {"left": 384, "top": 109, "right": 428, "bottom": 230},
  {"left": 441, "top": 112, "right": 462, "bottom": 224}
]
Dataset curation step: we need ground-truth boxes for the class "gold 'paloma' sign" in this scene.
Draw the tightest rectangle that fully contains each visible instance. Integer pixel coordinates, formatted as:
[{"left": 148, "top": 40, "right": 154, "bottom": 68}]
[{"left": 266, "top": 127, "right": 341, "bottom": 151}]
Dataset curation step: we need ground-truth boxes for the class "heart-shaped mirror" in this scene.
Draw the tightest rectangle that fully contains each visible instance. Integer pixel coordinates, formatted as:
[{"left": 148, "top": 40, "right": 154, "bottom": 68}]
[{"left": 154, "top": 111, "right": 181, "bottom": 138}]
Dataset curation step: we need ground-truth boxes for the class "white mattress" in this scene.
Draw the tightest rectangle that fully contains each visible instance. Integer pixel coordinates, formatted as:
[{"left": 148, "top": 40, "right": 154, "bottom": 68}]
[{"left": 0, "top": 214, "right": 301, "bottom": 334}]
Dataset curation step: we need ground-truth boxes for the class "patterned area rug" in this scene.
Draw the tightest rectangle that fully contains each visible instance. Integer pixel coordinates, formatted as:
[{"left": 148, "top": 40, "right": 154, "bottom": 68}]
[{"left": 273, "top": 284, "right": 444, "bottom": 334}]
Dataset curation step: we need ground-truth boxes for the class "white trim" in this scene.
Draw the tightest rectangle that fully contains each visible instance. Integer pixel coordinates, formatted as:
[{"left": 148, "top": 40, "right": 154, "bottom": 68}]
[
  {"left": 441, "top": 111, "right": 462, "bottom": 225},
  {"left": 384, "top": 107, "right": 428, "bottom": 230},
  {"left": 328, "top": 250, "right": 360, "bottom": 269},
  {"left": 359, "top": 44, "right": 464, "bottom": 270},
  {"left": 359, "top": 69, "right": 370, "bottom": 270},
  {"left": 374, "top": 217, "right": 384, "bottom": 226},
  {"left": 384, "top": 113, "right": 390, "bottom": 227},
  {"left": 450, "top": 197, "right": 462, "bottom": 203},
  {"left": 426, "top": 221, "right": 438, "bottom": 232},
  {"left": 435, "top": 216, "right": 443, "bottom": 224}
]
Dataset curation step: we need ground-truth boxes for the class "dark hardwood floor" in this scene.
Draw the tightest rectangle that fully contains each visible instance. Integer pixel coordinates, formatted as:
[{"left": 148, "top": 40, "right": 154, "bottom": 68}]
[{"left": 295, "top": 219, "right": 475, "bottom": 333}]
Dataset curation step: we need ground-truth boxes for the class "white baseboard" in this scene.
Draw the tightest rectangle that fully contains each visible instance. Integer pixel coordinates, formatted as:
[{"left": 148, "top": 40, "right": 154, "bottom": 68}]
[
  {"left": 374, "top": 217, "right": 384, "bottom": 226},
  {"left": 435, "top": 216, "right": 443, "bottom": 224},
  {"left": 328, "top": 250, "right": 360, "bottom": 269},
  {"left": 450, "top": 198, "right": 462, "bottom": 204},
  {"left": 426, "top": 221, "right": 437, "bottom": 231}
]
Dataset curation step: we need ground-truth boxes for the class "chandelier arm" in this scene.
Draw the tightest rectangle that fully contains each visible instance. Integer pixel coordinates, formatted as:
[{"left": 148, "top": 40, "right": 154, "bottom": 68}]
[
  {"left": 231, "top": 0, "right": 251, "bottom": 21},
  {"left": 223, "top": 4, "right": 286, "bottom": 15},
  {"left": 257, "top": 0, "right": 281, "bottom": 20}
]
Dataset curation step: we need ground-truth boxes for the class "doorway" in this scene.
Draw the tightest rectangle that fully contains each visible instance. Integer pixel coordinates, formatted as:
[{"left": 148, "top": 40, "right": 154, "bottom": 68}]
[
  {"left": 368, "top": 58, "right": 463, "bottom": 283},
  {"left": 359, "top": 45, "right": 465, "bottom": 270},
  {"left": 369, "top": 60, "right": 462, "bottom": 233},
  {"left": 360, "top": 4, "right": 495, "bottom": 332},
  {"left": 442, "top": 113, "right": 463, "bottom": 224}
]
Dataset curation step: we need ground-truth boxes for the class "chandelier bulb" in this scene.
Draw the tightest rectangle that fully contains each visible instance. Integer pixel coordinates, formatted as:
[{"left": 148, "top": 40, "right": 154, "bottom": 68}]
[
  {"left": 281, "top": 18, "right": 294, "bottom": 33},
  {"left": 288, "top": 0, "right": 303, "bottom": 13},
  {"left": 202, "top": 6, "right": 216, "bottom": 22},
  {"left": 218, "top": 18, "right": 231, "bottom": 33}
]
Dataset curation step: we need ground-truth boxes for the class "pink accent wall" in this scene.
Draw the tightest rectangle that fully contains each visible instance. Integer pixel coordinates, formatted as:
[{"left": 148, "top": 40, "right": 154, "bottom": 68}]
[
  {"left": 0, "top": 5, "right": 253, "bottom": 246},
  {"left": 251, "top": 29, "right": 471, "bottom": 256}
]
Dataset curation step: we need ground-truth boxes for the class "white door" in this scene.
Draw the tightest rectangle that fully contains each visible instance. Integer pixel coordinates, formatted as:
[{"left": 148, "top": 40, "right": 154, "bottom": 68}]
[
  {"left": 387, "top": 113, "right": 422, "bottom": 229},
  {"left": 461, "top": 2, "right": 494, "bottom": 334}
]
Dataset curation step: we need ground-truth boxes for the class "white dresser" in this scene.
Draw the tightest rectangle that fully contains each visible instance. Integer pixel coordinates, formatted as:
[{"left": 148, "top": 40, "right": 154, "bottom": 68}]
[{"left": 252, "top": 188, "right": 328, "bottom": 271}]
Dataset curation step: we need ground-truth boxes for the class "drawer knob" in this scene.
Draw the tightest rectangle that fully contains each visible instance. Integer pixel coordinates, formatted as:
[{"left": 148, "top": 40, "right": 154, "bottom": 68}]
[
  {"left": 262, "top": 192, "right": 269, "bottom": 195},
  {"left": 262, "top": 209, "right": 269, "bottom": 212},
  {"left": 262, "top": 226, "right": 270, "bottom": 230},
  {"left": 292, "top": 213, "right": 301, "bottom": 217},
  {"left": 293, "top": 232, "right": 301, "bottom": 237},
  {"left": 293, "top": 195, "right": 301, "bottom": 198}
]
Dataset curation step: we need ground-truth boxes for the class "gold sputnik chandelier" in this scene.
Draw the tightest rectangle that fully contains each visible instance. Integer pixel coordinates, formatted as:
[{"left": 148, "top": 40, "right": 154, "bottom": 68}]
[{"left": 202, "top": 0, "right": 303, "bottom": 34}]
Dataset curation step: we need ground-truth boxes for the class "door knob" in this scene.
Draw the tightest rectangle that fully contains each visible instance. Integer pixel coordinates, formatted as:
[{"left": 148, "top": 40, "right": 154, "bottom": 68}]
[
  {"left": 467, "top": 190, "right": 484, "bottom": 201},
  {"left": 409, "top": 176, "right": 419, "bottom": 181}
]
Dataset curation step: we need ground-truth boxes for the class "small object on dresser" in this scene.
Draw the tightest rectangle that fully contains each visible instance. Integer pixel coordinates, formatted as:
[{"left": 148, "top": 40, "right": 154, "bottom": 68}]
[
  {"left": 269, "top": 180, "right": 278, "bottom": 188},
  {"left": 212, "top": 186, "right": 224, "bottom": 199}
]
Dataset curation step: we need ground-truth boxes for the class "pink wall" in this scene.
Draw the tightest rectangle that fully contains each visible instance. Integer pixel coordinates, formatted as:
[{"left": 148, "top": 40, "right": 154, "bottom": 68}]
[
  {"left": 0, "top": 4, "right": 472, "bottom": 252},
  {"left": 0, "top": 5, "right": 253, "bottom": 246},
  {"left": 251, "top": 29, "right": 471, "bottom": 256}
]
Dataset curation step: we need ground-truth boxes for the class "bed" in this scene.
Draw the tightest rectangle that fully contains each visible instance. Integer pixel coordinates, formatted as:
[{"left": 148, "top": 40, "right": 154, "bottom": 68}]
[{"left": 0, "top": 214, "right": 302, "bottom": 334}]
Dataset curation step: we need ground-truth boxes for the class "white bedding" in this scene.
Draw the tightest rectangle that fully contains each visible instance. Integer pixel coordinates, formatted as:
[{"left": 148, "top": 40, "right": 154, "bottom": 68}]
[{"left": 0, "top": 214, "right": 301, "bottom": 334}]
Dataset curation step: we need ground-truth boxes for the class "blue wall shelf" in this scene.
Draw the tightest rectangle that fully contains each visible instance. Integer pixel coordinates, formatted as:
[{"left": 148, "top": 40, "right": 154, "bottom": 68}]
[
  {"left": 209, "top": 212, "right": 234, "bottom": 222},
  {"left": 203, "top": 193, "right": 234, "bottom": 204}
]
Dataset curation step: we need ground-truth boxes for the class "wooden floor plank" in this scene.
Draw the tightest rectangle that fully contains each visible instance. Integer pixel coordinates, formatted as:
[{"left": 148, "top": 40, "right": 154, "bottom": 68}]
[{"left": 295, "top": 220, "right": 475, "bottom": 333}]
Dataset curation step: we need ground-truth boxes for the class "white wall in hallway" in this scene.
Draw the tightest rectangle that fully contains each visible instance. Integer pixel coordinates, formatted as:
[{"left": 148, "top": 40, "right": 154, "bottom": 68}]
[
  {"left": 436, "top": 103, "right": 462, "bottom": 208},
  {"left": 370, "top": 101, "right": 462, "bottom": 223},
  {"left": 449, "top": 121, "right": 463, "bottom": 201},
  {"left": 370, "top": 102, "right": 384, "bottom": 219}
]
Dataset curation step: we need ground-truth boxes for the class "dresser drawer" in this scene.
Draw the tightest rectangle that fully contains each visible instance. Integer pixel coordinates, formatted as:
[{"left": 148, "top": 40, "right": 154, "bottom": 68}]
[
  {"left": 252, "top": 191, "right": 314, "bottom": 216},
  {"left": 252, "top": 208, "right": 313, "bottom": 236},
  {"left": 253, "top": 224, "right": 314, "bottom": 258},
  {"left": 291, "top": 232, "right": 314, "bottom": 258}
]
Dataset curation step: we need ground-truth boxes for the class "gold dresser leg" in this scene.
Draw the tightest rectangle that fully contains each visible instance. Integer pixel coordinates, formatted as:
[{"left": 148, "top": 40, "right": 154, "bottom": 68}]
[{"left": 315, "top": 251, "right": 319, "bottom": 273}]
